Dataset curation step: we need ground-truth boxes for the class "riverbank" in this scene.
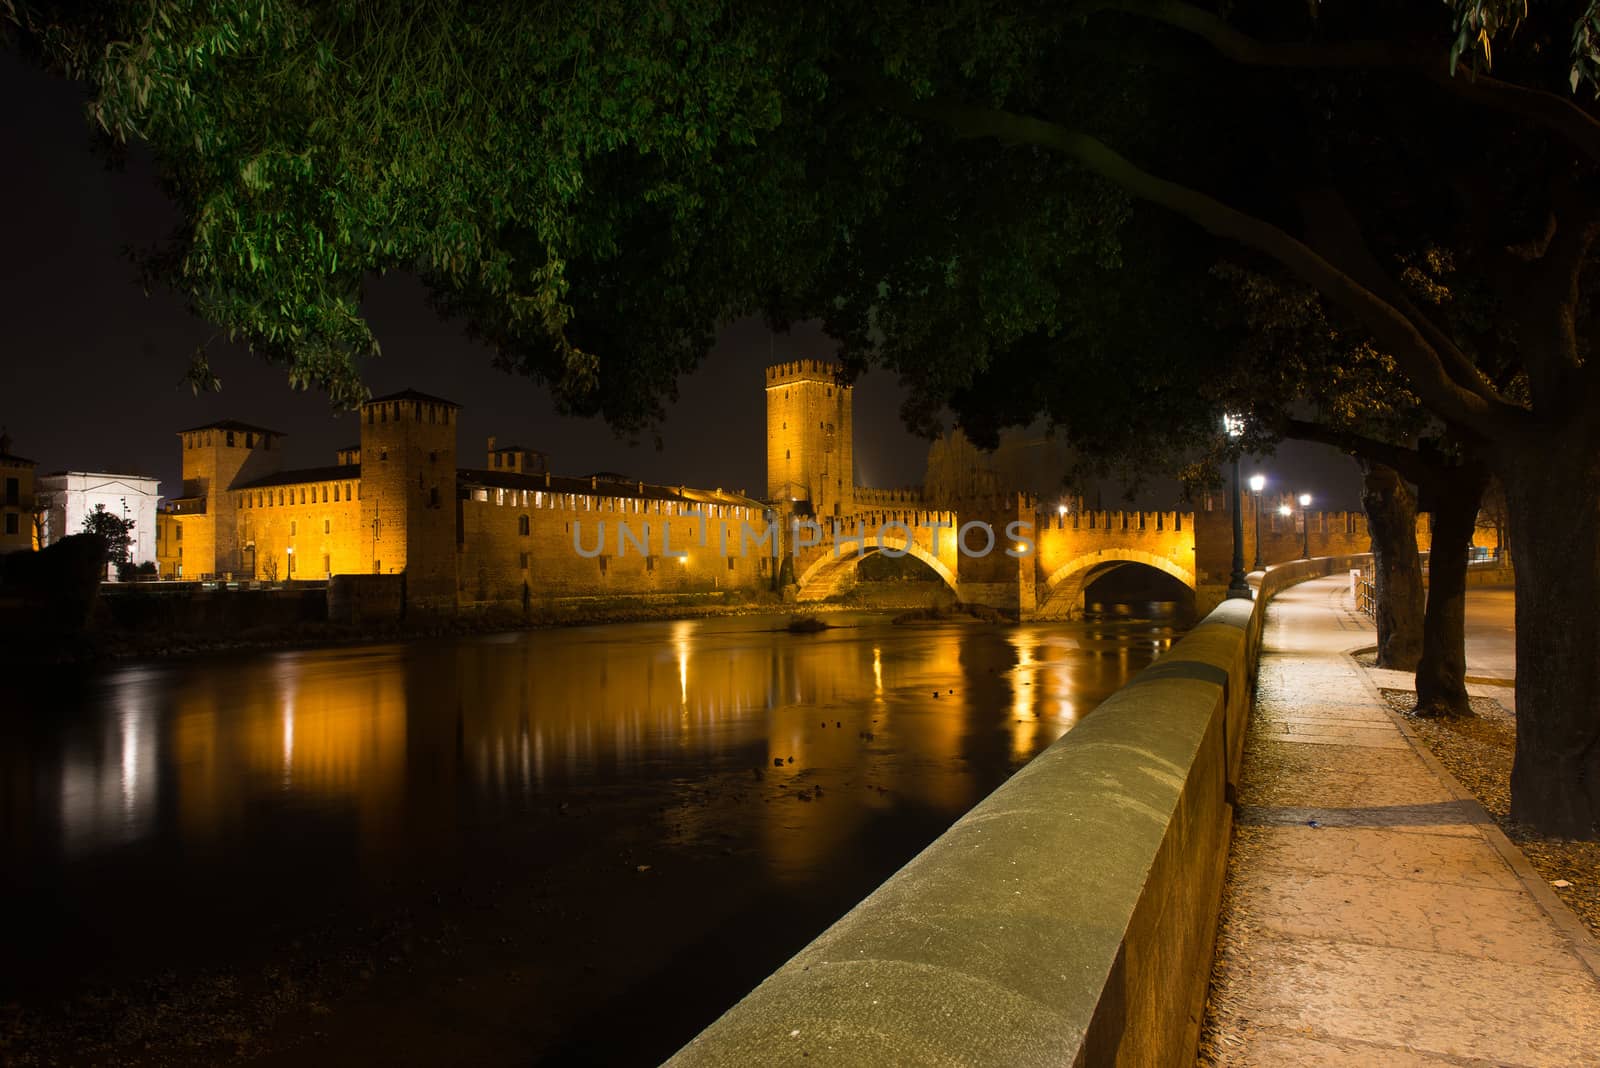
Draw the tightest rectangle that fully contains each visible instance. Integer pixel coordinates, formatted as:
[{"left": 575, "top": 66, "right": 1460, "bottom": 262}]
[{"left": 1, "top": 594, "right": 867, "bottom": 666}]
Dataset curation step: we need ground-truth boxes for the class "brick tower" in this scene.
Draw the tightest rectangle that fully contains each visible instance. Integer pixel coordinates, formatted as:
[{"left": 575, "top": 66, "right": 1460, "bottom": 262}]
[
  {"left": 177, "top": 419, "right": 283, "bottom": 578},
  {"left": 358, "top": 389, "right": 459, "bottom": 608},
  {"left": 765, "top": 360, "right": 854, "bottom": 518}
]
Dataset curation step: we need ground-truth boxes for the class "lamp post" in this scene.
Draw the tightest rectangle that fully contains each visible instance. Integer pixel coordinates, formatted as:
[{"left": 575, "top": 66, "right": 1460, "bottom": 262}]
[
  {"left": 1298, "top": 492, "right": 1313, "bottom": 559},
  {"left": 1223, "top": 415, "right": 1250, "bottom": 599},
  {"left": 1248, "top": 474, "right": 1265, "bottom": 570}
]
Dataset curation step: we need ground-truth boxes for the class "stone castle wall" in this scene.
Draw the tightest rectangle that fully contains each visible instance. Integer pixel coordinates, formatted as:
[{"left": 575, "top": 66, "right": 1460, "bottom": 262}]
[{"left": 456, "top": 486, "right": 772, "bottom": 606}]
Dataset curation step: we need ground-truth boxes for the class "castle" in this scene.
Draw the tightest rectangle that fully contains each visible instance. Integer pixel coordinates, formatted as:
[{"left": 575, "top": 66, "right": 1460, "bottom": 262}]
[
  {"left": 143, "top": 363, "right": 1440, "bottom": 617},
  {"left": 156, "top": 388, "right": 772, "bottom": 607}
]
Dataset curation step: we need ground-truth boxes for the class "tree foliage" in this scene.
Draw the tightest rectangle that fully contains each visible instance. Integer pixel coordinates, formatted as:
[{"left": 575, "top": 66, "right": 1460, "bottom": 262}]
[{"left": 80, "top": 503, "right": 133, "bottom": 565}]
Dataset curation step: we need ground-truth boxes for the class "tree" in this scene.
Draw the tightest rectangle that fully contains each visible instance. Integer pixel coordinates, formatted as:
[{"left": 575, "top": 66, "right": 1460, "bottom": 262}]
[
  {"left": 11, "top": 1, "right": 1600, "bottom": 833},
  {"left": 30, "top": 490, "right": 52, "bottom": 551},
  {"left": 80, "top": 503, "right": 133, "bottom": 574}
]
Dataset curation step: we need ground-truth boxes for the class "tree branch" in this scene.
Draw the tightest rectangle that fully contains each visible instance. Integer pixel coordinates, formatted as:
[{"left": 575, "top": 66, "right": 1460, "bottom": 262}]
[
  {"left": 1281, "top": 417, "right": 1431, "bottom": 485},
  {"left": 1295, "top": 188, "right": 1507, "bottom": 410},
  {"left": 1087, "top": 0, "right": 1600, "bottom": 167},
  {"left": 888, "top": 89, "right": 1523, "bottom": 437}
]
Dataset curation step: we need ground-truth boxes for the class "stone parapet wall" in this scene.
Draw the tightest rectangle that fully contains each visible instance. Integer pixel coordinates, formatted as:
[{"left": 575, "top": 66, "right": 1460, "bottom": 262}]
[{"left": 669, "top": 554, "right": 1371, "bottom": 1067}]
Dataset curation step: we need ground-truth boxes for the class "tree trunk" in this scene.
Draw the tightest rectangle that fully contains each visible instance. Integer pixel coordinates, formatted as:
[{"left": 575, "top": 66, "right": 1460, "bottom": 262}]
[
  {"left": 1361, "top": 461, "right": 1424, "bottom": 671},
  {"left": 1413, "top": 469, "right": 1486, "bottom": 717},
  {"left": 1500, "top": 432, "right": 1600, "bottom": 838}
]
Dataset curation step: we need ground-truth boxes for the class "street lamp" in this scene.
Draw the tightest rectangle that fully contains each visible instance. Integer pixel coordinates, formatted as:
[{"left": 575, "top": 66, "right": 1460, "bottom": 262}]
[
  {"left": 1247, "top": 474, "right": 1266, "bottom": 570},
  {"left": 1222, "top": 415, "right": 1250, "bottom": 599},
  {"left": 1298, "top": 492, "right": 1313, "bottom": 559}
]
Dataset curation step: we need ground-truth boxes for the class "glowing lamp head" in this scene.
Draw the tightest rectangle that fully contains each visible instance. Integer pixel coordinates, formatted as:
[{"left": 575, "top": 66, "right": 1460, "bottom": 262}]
[
  {"left": 1248, "top": 474, "right": 1266, "bottom": 493},
  {"left": 1278, "top": 504, "right": 1292, "bottom": 517},
  {"left": 1058, "top": 504, "right": 1068, "bottom": 516},
  {"left": 1222, "top": 413, "right": 1244, "bottom": 438},
  {"left": 1298, "top": 493, "right": 1313, "bottom": 508}
]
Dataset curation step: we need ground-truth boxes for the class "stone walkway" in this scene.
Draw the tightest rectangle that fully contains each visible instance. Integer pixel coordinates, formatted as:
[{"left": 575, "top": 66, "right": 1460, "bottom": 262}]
[{"left": 1202, "top": 575, "right": 1600, "bottom": 1065}]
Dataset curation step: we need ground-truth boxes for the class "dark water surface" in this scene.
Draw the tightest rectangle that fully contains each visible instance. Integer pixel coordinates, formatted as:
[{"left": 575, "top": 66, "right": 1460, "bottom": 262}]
[{"left": 1, "top": 607, "right": 1186, "bottom": 1064}]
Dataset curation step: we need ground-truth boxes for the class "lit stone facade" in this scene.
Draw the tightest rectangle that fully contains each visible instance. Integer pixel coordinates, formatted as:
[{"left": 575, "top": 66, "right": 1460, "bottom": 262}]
[
  {"left": 0, "top": 431, "right": 37, "bottom": 554},
  {"left": 766, "top": 360, "right": 854, "bottom": 520},
  {"left": 36, "top": 471, "right": 163, "bottom": 568},
  {"left": 166, "top": 389, "right": 773, "bottom": 607}
]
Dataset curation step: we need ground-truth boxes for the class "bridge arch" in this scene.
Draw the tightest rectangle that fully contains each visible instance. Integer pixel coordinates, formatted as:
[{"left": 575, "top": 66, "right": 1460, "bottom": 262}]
[
  {"left": 1033, "top": 549, "right": 1196, "bottom": 620},
  {"left": 795, "top": 537, "right": 959, "bottom": 602}
]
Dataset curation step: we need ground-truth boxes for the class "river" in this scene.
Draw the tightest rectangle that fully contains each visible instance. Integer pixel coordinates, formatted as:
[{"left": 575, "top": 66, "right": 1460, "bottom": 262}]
[{"left": 0, "top": 605, "right": 1186, "bottom": 1065}]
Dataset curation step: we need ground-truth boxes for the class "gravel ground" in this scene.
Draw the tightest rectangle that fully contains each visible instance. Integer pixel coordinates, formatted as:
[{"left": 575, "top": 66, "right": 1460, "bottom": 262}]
[{"left": 1379, "top": 687, "right": 1600, "bottom": 943}]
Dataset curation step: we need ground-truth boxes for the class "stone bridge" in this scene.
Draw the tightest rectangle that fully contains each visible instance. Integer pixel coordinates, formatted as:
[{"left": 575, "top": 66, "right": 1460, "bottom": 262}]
[
  {"left": 764, "top": 358, "right": 1376, "bottom": 620},
  {"left": 784, "top": 495, "right": 1213, "bottom": 619}
]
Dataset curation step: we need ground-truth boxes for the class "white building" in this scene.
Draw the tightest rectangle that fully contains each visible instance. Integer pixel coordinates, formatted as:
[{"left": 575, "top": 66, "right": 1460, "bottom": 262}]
[{"left": 37, "top": 471, "right": 162, "bottom": 569}]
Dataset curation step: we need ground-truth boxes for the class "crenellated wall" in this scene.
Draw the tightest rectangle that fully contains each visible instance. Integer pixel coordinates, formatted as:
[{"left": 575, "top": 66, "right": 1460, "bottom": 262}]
[{"left": 455, "top": 480, "right": 772, "bottom": 606}]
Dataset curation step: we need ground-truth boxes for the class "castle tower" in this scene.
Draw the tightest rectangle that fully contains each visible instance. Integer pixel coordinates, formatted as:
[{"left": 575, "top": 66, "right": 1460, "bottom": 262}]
[
  {"left": 766, "top": 360, "right": 854, "bottom": 518},
  {"left": 358, "top": 389, "right": 459, "bottom": 607},
  {"left": 177, "top": 420, "right": 283, "bottom": 577}
]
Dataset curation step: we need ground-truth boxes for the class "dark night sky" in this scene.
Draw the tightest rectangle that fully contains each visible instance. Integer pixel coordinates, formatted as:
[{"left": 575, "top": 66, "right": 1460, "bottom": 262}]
[{"left": 0, "top": 49, "right": 1363, "bottom": 511}]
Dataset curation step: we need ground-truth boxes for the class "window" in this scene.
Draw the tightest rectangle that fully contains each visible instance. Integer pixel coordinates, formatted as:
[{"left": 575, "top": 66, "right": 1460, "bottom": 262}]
[
  {"left": 430, "top": 487, "right": 440, "bottom": 507},
  {"left": 3, "top": 478, "right": 16, "bottom": 506},
  {"left": 380, "top": 450, "right": 388, "bottom": 461},
  {"left": 176, "top": 525, "right": 182, "bottom": 542},
  {"left": 246, "top": 433, "right": 255, "bottom": 448},
  {"left": 322, "top": 554, "right": 331, "bottom": 575},
  {"left": 321, "top": 486, "right": 328, "bottom": 502},
  {"left": 4, "top": 513, "right": 16, "bottom": 535},
  {"left": 333, "top": 484, "right": 340, "bottom": 502},
  {"left": 324, "top": 519, "right": 331, "bottom": 534},
  {"left": 519, "top": 552, "right": 530, "bottom": 569},
  {"left": 598, "top": 555, "right": 608, "bottom": 574},
  {"left": 518, "top": 515, "right": 530, "bottom": 536},
  {"left": 226, "top": 431, "right": 235, "bottom": 447},
  {"left": 727, "top": 557, "right": 735, "bottom": 571},
  {"left": 290, "top": 521, "right": 297, "bottom": 536},
  {"left": 646, "top": 555, "right": 655, "bottom": 573}
]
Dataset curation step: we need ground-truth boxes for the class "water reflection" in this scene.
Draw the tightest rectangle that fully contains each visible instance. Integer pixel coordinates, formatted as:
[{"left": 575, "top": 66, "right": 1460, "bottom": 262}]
[{"left": 0, "top": 609, "right": 1182, "bottom": 1003}]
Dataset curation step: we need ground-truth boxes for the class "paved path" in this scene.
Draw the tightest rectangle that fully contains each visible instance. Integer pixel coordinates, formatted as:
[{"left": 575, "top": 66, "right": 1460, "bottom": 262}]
[{"left": 1202, "top": 575, "right": 1600, "bottom": 1065}]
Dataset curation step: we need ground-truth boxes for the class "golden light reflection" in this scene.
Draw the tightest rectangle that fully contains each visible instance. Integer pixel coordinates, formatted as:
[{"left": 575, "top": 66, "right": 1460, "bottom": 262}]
[{"left": 38, "top": 613, "right": 1174, "bottom": 889}]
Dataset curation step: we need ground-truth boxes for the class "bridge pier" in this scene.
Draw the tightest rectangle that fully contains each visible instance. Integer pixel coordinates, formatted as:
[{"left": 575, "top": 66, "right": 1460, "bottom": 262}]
[{"left": 952, "top": 494, "right": 1037, "bottom": 617}]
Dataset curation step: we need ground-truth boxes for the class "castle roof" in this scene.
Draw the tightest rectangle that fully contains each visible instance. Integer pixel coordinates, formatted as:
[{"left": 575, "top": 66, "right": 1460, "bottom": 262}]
[
  {"left": 489, "top": 443, "right": 542, "bottom": 454},
  {"left": 367, "top": 388, "right": 459, "bottom": 408},
  {"left": 0, "top": 451, "right": 36, "bottom": 467},
  {"left": 233, "top": 464, "right": 360, "bottom": 490},
  {"left": 176, "top": 418, "right": 284, "bottom": 436}
]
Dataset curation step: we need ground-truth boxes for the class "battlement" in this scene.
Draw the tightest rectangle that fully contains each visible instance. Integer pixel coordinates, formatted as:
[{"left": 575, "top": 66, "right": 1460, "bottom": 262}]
[
  {"left": 853, "top": 486, "right": 925, "bottom": 508},
  {"left": 765, "top": 359, "right": 845, "bottom": 387}
]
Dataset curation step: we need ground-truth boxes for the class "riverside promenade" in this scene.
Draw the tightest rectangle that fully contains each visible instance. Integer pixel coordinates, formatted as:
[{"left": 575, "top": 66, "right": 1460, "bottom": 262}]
[{"left": 1202, "top": 574, "right": 1600, "bottom": 1064}]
